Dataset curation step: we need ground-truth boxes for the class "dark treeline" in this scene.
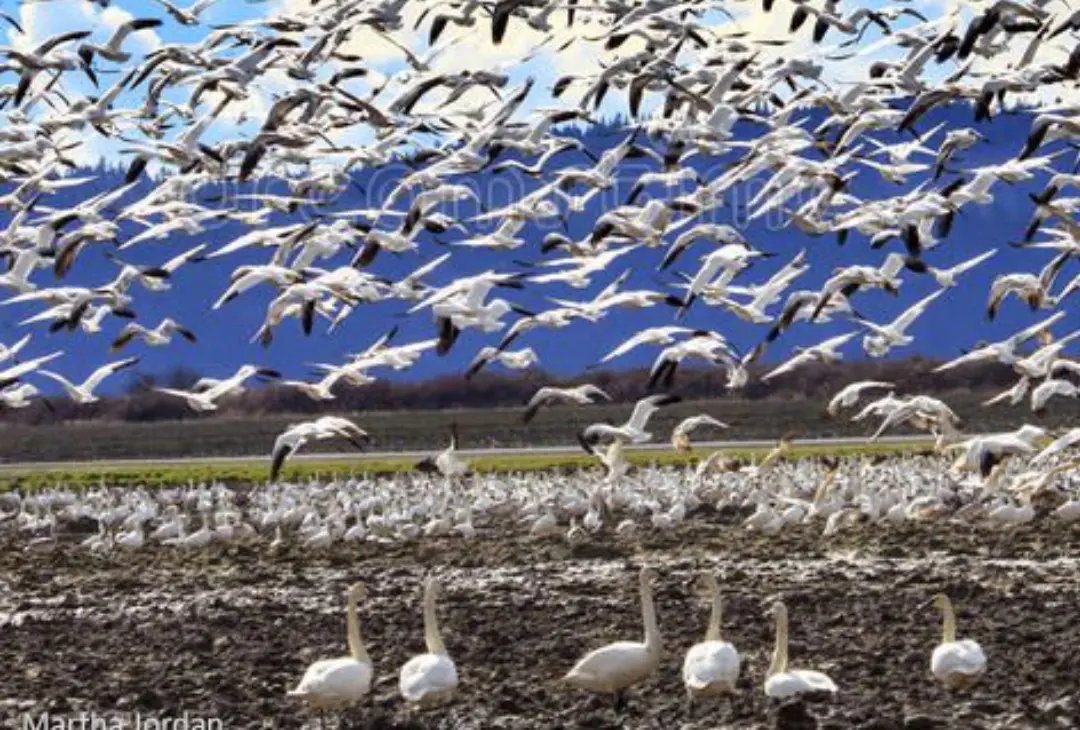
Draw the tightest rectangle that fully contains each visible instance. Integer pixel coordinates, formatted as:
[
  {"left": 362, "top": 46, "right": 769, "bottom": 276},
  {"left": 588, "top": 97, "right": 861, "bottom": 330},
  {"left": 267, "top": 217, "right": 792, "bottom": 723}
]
[{"left": 0, "top": 357, "right": 1024, "bottom": 425}]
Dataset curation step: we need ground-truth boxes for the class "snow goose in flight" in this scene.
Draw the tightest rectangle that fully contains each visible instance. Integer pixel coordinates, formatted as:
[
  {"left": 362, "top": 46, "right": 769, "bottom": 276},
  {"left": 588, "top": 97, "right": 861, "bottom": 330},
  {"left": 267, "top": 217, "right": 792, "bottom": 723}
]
[
  {"left": 762, "top": 332, "right": 858, "bottom": 382},
  {"left": 809, "top": 253, "right": 914, "bottom": 321},
  {"left": 826, "top": 381, "right": 894, "bottom": 417},
  {"left": 850, "top": 392, "right": 904, "bottom": 424},
  {"left": 0, "top": 334, "right": 31, "bottom": 364},
  {"left": 1030, "top": 427, "right": 1080, "bottom": 465},
  {"left": 933, "top": 128, "right": 984, "bottom": 180},
  {"left": 528, "top": 246, "right": 640, "bottom": 290},
  {"left": 678, "top": 244, "right": 771, "bottom": 316},
  {"left": 270, "top": 416, "right": 370, "bottom": 482},
  {"left": 110, "top": 319, "right": 196, "bottom": 352},
  {"left": 495, "top": 305, "right": 587, "bottom": 352},
  {"left": 944, "top": 425, "right": 1046, "bottom": 479},
  {"left": 408, "top": 271, "right": 526, "bottom": 352},
  {"left": 659, "top": 225, "right": 750, "bottom": 271},
  {"left": 934, "top": 312, "right": 1065, "bottom": 372},
  {"left": 671, "top": 415, "right": 729, "bottom": 453},
  {"left": 131, "top": 244, "right": 207, "bottom": 293},
  {"left": 595, "top": 326, "right": 700, "bottom": 366},
  {"left": 985, "top": 252, "right": 1071, "bottom": 320},
  {"left": 928, "top": 250, "right": 996, "bottom": 288},
  {"left": 431, "top": 295, "right": 530, "bottom": 356},
  {"left": 522, "top": 384, "right": 611, "bottom": 424},
  {"left": 753, "top": 290, "right": 859, "bottom": 359},
  {"left": 37, "top": 357, "right": 139, "bottom": 404},
  {"left": 712, "top": 250, "right": 809, "bottom": 324},
  {"left": 590, "top": 199, "right": 673, "bottom": 248},
  {"left": 1030, "top": 378, "right": 1078, "bottom": 414},
  {"left": 870, "top": 395, "right": 961, "bottom": 443},
  {"left": 854, "top": 289, "right": 944, "bottom": 358},
  {"left": 401, "top": 183, "right": 479, "bottom": 234},
  {"left": 553, "top": 287, "right": 685, "bottom": 325},
  {"left": 0, "top": 382, "right": 47, "bottom": 410},
  {"left": 0, "top": 351, "right": 63, "bottom": 390},
  {"left": 647, "top": 331, "right": 742, "bottom": 391},
  {"left": 0, "top": 30, "right": 93, "bottom": 103},
  {"left": 213, "top": 266, "right": 307, "bottom": 310},
  {"left": 78, "top": 18, "right": 163, "bottom": 67},
  {"left": 1011, "top": 329, "right": 1080, "bottom": 380},
  {"left": 150, "top": 0, "right": 220, "bottom": 26},
  {"left": 464, "top": 345, "right": 538, "bottom": 380},
  {"left": 0, "top": 247, "right": 53, "bottom": 294},
  {"left": 155, "top": 364, "right": 281, "bottom": 412},
  {"left": 578, "top": 393, "right": 681, "bottom": 454},
  {"left": 350, "top": 337, "right": 438, "bottom": 374}
]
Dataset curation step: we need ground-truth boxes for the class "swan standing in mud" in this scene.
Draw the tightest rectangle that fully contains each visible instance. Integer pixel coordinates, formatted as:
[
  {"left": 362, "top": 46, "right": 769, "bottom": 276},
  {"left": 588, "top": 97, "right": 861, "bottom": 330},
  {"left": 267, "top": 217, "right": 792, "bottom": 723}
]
[
  {"left": 930, "top": 593, "right": 986, "bottom": 689},
  {"left": 764, "top": 601, "right": 838, "bottom": 699},
  {"left": 564, "top": 566, "right": 661, "bottom": 713},
  {"left": 289, "top": 583, "right": 373, "bottom": 723},
  {"left": 682, "top": 574, "right": 740, "bottom": 708},
  {"left": 399, "top": 577, "right": 459, "bottom": 707}
]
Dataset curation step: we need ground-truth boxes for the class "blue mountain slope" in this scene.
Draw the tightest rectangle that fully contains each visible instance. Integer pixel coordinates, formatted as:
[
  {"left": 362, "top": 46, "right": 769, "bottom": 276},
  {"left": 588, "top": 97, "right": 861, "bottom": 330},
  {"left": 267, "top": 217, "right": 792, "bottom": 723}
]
[{"left": 0, "top": 107, "right": 1075, "bottom": 396}]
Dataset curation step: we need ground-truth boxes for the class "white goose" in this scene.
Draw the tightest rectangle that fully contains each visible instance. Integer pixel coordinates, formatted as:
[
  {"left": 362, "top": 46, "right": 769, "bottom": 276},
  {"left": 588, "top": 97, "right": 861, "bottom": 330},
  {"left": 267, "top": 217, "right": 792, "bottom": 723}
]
[
  {"left": 399, "top": 577, "right": 459, "bottom": 708},
  {"left": 930, "top": 593, "right": 986, "bottom": 689},
  {"left": 682, "top": 574, "right": 741, "bottom": 703},
  {"left": 671, "top": 414, "right": 730, "bottom": 453},
  {"left": 564, "top": 566, "right": 662, "bottom": 713},
  {"left": 764, "top": 601, "right": 838, "bottom": 699},
  {"left": 415, "top": 423, "right": 470, "bottom": 478},
  {"left": 37, "top": 357, "right": 140, "bottom": 404},
  {"left": 288, "top": 583, "right": 374, "bottom": 716}
]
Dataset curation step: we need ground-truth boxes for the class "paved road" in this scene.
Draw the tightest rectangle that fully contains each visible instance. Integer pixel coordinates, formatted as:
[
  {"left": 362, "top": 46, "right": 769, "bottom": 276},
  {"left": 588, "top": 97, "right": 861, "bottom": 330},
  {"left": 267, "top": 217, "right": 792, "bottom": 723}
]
[{"left": 0, "top": 434, "right": 935, "bottom": 472}]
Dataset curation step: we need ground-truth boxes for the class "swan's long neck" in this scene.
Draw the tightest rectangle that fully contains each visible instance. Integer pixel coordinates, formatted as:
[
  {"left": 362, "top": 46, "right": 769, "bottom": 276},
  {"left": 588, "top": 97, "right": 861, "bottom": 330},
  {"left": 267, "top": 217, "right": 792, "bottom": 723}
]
[
  {"left": 705, "top": 586, "right": 722, "bottom": 642},
  {"left": 768, "top": 608, "right": 789, "bottom": 677},
  {"left": 423, "top": 581, "right": 446, "bottom": 655},
  {"left": 641, "top": 578, "right": 660, "bottom": 653},
  {"left": 346, "top": 591, "right": 369, "bottom": 663},
  {"left": 940, "top": 598, "right": 957, "bottom": 644}
]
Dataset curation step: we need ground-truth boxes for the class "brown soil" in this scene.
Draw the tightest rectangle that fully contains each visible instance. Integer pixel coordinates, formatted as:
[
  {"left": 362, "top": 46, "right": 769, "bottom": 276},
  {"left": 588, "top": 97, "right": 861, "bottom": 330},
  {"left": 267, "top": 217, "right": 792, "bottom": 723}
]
[{"left": 1, "top": 520, "right": 1077, "bottom": 730}]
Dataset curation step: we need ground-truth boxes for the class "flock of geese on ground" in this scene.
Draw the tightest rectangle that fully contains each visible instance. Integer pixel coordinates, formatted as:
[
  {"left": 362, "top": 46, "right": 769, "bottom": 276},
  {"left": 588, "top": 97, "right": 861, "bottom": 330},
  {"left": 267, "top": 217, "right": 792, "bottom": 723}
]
[
  {"left": 2, "top": 442, "right": 1078, "bottom": 553},
  {"left": 0, "top": 0, "right": 1079, "bottom": 456},
  {"left": 285, "top": 569, "right": 985, "bottom": 723}
]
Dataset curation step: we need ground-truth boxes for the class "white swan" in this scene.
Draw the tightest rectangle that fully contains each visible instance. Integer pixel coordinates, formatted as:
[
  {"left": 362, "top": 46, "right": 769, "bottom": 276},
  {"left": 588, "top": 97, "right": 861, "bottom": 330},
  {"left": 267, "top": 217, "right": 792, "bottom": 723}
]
[
  {"left": 930, "top": 593, "right": 986, "bottom": 689},
  {"left": 399, "top": 577, "right": 459, "bottom": 708},
  {"left": 288, "top": 583, "right": 374, "bottom": 716},
  {"left": 682, "top": 574, "right": 740, "bottom": 701},
  {"left": 564, "top": 566, "right": 661, "bottom": 712},
  {"left": 764, "top": 601, "right": 838, "bottom": 699}
]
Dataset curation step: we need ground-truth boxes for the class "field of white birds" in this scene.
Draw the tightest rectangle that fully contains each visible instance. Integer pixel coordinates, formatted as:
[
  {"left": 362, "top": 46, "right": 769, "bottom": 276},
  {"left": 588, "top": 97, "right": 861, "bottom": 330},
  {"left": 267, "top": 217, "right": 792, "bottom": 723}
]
[
  {"left": 2, "top": 450, "right": 1079, "bottom": 729},
  {"left": 3, "top": 0, "right": 1080, "bottom": 727}
]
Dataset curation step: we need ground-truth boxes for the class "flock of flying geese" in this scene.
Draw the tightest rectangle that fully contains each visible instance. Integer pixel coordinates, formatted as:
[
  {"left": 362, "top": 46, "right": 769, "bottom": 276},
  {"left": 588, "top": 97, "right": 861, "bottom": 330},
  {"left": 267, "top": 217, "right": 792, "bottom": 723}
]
[
  {"left": 0, "top": 0, "right": 1078, "bottom": 471},
  {"left": 284, "top": 570, "right": 986, "bottom": 723}
]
